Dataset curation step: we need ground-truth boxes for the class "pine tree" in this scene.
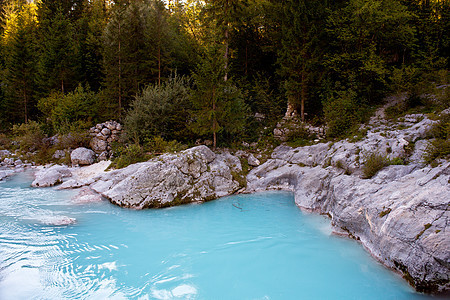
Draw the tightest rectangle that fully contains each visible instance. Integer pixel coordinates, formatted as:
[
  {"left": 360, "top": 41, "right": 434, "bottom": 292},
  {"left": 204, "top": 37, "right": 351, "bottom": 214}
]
[
  {"left": 37, "top": 1, "right": 76, "bottom": 95},
  {"left": 74, "top": 0, "right": 107, "bottom": 91},
  {"left": 203, "top": 0, "right": 247, "bottom": 81},
  {"left": 277, "top": 0, "right": 330, "bottom": 121},
  {"left": 190, "top": 46, "right": 247, "bottom": 148},
  {"left": 1, "top": 1, "right": 38, "bottom": 123}
]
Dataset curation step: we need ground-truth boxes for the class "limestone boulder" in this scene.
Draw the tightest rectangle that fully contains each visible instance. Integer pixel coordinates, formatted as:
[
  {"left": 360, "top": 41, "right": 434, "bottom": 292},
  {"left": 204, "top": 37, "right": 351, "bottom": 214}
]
[
  {"left": 32, "top": 165, "right": 72, "bottom": 187},
  {"left": 90, "top": 146, "right": 240, "bottom": 209},
  {"left": 71, "top": 147, "right": 95, "bottom": 165}
]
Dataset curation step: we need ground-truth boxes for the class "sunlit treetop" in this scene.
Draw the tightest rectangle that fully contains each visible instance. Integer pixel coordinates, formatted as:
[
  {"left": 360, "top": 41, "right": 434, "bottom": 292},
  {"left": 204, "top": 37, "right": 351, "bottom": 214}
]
[{"left": 1, "top": 1, "right": 38, "bottom": 44}]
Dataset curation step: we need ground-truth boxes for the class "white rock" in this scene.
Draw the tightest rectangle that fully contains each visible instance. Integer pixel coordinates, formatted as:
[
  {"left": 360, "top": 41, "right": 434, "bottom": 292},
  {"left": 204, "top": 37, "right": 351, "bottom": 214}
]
[
  {"left": 32, "top": 165, "right": 72, "bottom": 187},
  {"left": 101, "top": 128, "right": 111, "bottom": 136},
  {"left": 247, "top": 153, "right": 260, "bottom": 167},
  {"left": 71, "top": 147, "right": 95, "bottom": 165},
  {"left": 91, "top": 146, "right": 239, "bottom": 209}
]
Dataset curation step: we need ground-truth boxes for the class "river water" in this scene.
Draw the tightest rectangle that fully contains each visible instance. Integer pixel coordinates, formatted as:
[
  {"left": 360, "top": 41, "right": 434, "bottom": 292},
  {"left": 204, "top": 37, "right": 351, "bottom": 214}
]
[{"left": 0, "top": 171, "right": 432, "bottom": 299}]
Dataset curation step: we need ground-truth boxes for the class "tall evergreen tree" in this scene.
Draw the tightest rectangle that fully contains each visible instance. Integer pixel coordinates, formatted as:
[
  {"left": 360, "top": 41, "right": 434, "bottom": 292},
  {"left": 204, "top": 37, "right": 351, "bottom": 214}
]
[
  {"left": 103, "top": 0, "right": 193, "bottom": 117},
  {"left": 190, "top": 46, "right": 247, "bottom": 148},
  {"left": 37, "top": 1, "right": 77, "bottom": 95},
  {"left": 277, "top": 0, "right": 330, "bottom": 121},
  {"left": 74, "top": 0, "right": 107, "bottom": 91},
  {"left": 1, "top": 1, "right": 38, "bottom": 123},
  {"left": 203, "top": 0, "right": 247, "bottom": 81}
]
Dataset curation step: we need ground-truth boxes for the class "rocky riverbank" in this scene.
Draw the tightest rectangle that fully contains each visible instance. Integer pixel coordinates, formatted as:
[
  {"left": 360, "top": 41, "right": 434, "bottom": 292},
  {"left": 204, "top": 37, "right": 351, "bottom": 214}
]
[
  {"left": 5, "top": 108, "right": 448, "bottom": 294},
  {"left": 243, "top": 110, "right": 449, "bottom": 294}
]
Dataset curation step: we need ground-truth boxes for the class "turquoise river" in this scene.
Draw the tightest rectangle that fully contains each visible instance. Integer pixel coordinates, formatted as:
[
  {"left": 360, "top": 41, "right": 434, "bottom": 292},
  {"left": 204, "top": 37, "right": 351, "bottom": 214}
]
[{"left": 0, "top": 171, "right": 434, "bottom": 299}]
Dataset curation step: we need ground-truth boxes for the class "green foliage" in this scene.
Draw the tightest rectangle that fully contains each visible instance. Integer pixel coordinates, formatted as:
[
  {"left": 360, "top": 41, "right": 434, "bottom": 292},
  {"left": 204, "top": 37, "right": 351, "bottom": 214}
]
[
  {"left": 190, "top": 46, "right": 248, "bottom": 148},
  {"left": 286, "top": 122, "right": 315, "bottom": 147},
  {"left": 362, "top": 153, "right": 407, "bottom": 179},
  {"left": 362, "top": 153, "right": 389, "bottom": 179},
  {"left": 425, "top": 113, "right": 450, "bottom": 164},
  {"left": 37, "top": 6, "right": 76, "bottom": 94},
  {"left": 37, "top": 85, "right": 101, "bottom": 134},
  {"left": 125, "top": 75, "right": 192, "bottom": 143},
  {"left": 386, "top": 85, "right": 449, "bottom": 119},
  {"left": 323, "top": 89, "right": 370, "bottom": 138},
  {"left": 56, "top": 131, "right": 90, "bottom": 150},
  {"left": 12, "top": 121, "right": 46, "bottom": 152},
  {"left": 1, "top": 1, "right": 38, "bottom": 124},
  {"left": 102, "top": 0, "right": 198, "bottom": 115},
  {"left": 143, "top": 136, "right": 187, "bottom": 154},
  {"left": 110, "top": 143, "right": 150, "bottom": 169},
  {"left": 277, "top": 0, "right": 329, "bottom": 120}
]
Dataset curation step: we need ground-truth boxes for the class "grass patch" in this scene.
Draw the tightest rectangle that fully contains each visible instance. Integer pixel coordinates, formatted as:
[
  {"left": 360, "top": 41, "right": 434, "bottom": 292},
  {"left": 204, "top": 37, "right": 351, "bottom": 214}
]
[
  {"left": 415, "top": 223, "right": 432, "bottom": 240},
  {"left": 379, "top": 208, "right": 392, "bottom": 218}
]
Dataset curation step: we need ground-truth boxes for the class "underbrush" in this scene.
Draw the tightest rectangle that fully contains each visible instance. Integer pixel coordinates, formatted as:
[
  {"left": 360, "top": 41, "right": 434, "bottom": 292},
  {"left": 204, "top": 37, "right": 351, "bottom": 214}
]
[
  {"left": 362, "top": 153, "right": 407, "bottom": 179},
  {"left": 109, "top": 143, "right": 150, "bottom": 169},
  {"left": 424, "top": 113, "right": 450, "bottom": 165},
  {"left": 286, "top": 125, "right": 316, "bottom": 147},
  {"left": 8, "top": 121, "right": 91, "bottom": 165},
  {"left": 109, "top": 136, "right": 187, "bottom": 170},
  {"left": 385, "top": 85, "right": 449, "bottom": 120}
]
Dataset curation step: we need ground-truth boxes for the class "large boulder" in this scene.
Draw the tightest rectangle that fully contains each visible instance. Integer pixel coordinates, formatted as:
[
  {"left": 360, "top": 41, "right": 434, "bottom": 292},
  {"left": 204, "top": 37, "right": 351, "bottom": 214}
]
[
  {"left": 89, "top": 146, "right": 241, "bottom": 209},
  {"left": 71, "top": 147, "right": 95, "bottom": 165},
  {"left": 32, "top": 165, "right": 72, "bottom": 187}
]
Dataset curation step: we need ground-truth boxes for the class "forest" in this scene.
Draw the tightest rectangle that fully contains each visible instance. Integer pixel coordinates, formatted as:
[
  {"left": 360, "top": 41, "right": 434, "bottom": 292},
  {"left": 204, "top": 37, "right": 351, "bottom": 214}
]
[{"left": 0, "top": 0, "right": 448, "bottom": 162}]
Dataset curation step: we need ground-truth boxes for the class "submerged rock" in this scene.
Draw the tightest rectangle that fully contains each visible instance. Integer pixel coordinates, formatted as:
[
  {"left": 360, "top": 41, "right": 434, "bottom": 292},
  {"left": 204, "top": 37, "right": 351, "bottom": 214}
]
[
  {"left": 32, "top": 165, "right": 72, "bottom": 187},
  {"left": 72, "top": 187, "right": 103, "bottom": 204},
  {"left": 40, "top": 215, "right": 76, "bottom": 226}
]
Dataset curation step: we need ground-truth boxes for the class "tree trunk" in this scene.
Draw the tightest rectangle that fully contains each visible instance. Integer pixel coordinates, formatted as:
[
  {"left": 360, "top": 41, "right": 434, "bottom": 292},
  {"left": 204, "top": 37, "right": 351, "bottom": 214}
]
[
  {"left": 118, "top": 21, "right": 122, "bottom": 117},
  {"left": 23, "top": 89, "right": 28, "bottom": 123},
  {"left": 301, "top": 72, "right": 307, "bottom": 122},
  {"left": 224, "top": 25, "right": 229, "bottom": 82},
  {"left": 212, "top": 86, "right": 217, "bottom": 149},
  {"left": 158, "top": 43, "right": 161, "bottom": 87}
]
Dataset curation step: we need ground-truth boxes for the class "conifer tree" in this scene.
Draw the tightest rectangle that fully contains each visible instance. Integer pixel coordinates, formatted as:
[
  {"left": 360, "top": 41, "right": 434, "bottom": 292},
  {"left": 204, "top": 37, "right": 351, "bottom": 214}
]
[
  {"left": 1, "top": 1, "right": 38, "bottom": 123},
  {"left": 203, "top": 0, "right": 247, "bottom": 81},
  {"left": 37, "top": 1, "right": 76, "bottom": 95},
  {"left": 74, "top": 0, "right": 107, "bottom": 91},
  {"left": 190, "top": 46, "right": 247, "bottom": 148},
  {"left": 277, "top": 0, "right": 329, "bottom": 122}
]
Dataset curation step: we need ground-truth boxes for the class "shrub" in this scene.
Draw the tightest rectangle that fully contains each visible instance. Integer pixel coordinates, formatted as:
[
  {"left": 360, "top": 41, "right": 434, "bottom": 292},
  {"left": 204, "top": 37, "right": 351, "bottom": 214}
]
[
  {"left": 38, "top": 85, "right": 101, "bottom": 134},
  {"left": 362, "top": 153, "right": 389, "bottom": 179},
  {"left": 0, "top": 133, "right": 11, "bottom": 149},
  {"left": 12, "top": 121, "right": 46, "bottom": 152},
  {"left": 425, "top": 113, "right": 450, "bottom": 164},
  {"left": 286, "top": 122, "right": 315, "bottom": 147},
  {"left": 56, "top": 131, "right": 91, "bottom": 150},
  {"left": 125, "top": 75, "right": 192, "bottom": 143},
  {"left": 323, "top": 89, "right": 370, "bottom": 138},
  {"left": 110, "top": 143, "right": 150, "bottom": 169},
  {"left": 144, "top": 136, "right": 186, "bottom": 154}
]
